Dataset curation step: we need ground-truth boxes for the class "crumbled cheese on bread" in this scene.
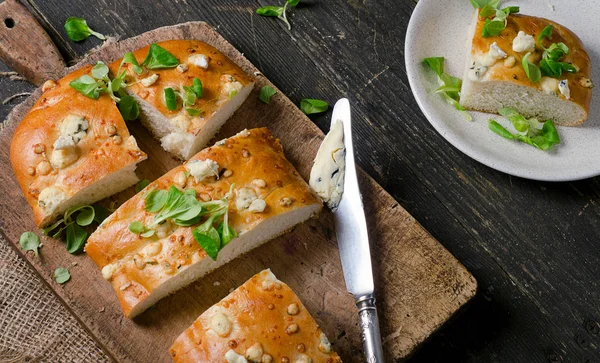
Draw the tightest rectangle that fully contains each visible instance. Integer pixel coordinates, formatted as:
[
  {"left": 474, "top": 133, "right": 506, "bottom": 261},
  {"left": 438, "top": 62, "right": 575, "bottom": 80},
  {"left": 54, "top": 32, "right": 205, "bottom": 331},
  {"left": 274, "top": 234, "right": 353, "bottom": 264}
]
[
  {"left": 512, "top": 31, "right": 535, "bottom": 53},
  {"left": 186, "top": 159, "right": 219, "bottom": 183},
  {"left": 37, "top": 186, "right": 67, "bottom": 215}
]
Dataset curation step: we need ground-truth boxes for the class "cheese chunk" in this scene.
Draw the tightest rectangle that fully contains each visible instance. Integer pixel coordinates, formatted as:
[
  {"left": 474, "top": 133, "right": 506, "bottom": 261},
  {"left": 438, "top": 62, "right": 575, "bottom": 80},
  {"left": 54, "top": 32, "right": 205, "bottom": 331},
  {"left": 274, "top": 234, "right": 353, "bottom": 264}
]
[{"left": 309, "top": 120, "right": 345, "bottom": 211}]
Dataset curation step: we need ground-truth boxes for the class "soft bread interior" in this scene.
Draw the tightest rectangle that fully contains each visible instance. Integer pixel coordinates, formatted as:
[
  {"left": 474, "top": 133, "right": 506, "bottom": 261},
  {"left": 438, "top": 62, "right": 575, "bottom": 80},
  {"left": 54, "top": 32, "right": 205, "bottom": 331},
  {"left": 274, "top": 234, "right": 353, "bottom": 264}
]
[
  {"left": 130, "top": 83, "right": 254, "bottom": 160},
  {"left": 459, "top": 9, "right": 586, "bottom": 126},
  {"left": 128, "top": 203, "right": 320, "bottom": 318},
  {"left": 40, "top": 164, "right": 139, "bottom": 227},
  {"left": 460, "top": 80, "right": 586, "bottom": 125}
]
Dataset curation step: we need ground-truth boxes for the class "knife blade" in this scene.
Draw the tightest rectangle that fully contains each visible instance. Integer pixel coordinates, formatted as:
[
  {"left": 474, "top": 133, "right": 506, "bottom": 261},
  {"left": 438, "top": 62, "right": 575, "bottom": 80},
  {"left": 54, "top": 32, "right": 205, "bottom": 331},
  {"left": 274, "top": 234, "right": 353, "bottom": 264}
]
[{"left": 330, "top": 98, "right": 385, "bottom": 362}]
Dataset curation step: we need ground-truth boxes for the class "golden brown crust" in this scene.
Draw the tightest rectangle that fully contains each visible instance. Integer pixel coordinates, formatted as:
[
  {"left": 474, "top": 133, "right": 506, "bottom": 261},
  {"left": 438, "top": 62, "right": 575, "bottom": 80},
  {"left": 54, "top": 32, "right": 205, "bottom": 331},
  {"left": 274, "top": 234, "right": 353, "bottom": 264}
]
[
  {"left": 108, "top": 39, "right": 254, "bottom": 134},
  {"left": 85, "top": 128, "right": 322, "bottom": 317},
  {"left": 10, "top": 65, "right": 147, "bottom": 227},
  {"left": 169, "top": 269, "right": 342, "bottom": 363},
  {"left": 470, "top": 12, "right": 592, "bottom": 122}
]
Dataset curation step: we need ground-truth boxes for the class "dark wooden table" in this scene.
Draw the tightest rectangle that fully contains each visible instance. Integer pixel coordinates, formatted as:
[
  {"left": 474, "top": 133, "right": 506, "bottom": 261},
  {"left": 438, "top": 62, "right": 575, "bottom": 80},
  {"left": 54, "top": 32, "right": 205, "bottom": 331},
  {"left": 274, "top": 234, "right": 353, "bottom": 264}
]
[{"left": 2, "top": 0, "right": 599, "bottom": 362}]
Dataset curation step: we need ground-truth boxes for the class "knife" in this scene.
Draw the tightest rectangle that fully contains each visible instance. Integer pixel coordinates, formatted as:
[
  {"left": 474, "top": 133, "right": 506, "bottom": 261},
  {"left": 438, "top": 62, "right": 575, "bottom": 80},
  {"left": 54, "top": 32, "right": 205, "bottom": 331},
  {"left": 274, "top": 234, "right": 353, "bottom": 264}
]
[{"left": 330, "top": 98, "right": 385, "bottom": 362}]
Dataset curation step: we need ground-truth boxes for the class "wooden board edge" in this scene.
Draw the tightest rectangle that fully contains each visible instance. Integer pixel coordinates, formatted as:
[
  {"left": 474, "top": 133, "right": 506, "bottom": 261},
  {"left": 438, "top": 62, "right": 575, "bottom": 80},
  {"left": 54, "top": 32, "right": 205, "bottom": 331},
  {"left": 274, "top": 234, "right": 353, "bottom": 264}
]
[{"left": 1, "top": 20, "right": 478, "bottom": 361}]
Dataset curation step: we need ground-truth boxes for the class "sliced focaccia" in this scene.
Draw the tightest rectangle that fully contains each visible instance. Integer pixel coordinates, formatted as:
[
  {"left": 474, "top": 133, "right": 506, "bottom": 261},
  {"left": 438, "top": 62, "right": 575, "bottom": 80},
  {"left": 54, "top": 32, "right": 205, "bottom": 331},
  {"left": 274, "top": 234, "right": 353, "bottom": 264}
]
[
  {"left": 460, "top": 10, "right": 593, "bottom": 126},
  {"left": 10, "top": 65, "right": 147, "bottom": 227},
  {"left": 109, "top": 40, "right": 255, "bottom": 159},
  {"left": 85, "top": 128, "right": 322, "bottom": 318},
  {"left": 169, "top": 269, "right": 342, "bottom": 363}
]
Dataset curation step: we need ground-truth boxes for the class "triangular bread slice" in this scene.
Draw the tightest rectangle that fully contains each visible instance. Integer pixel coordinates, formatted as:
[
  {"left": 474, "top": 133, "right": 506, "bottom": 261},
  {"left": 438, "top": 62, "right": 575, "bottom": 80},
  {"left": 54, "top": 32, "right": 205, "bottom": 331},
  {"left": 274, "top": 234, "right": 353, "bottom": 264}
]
[
  {"left": 459, "top": 10, "right": 593, "bottom": 126},
  {"left": 10, "top": 65, "right": 147, "bottom": 227},
  {"left": 109, "top": 40, "right": 255, "bottom": 159},
  {"left": 169, "top": 269, "right": 342, "bottom": 363},
  {"left": 85, "top": 128, "right": 322, "bottom": 318}
]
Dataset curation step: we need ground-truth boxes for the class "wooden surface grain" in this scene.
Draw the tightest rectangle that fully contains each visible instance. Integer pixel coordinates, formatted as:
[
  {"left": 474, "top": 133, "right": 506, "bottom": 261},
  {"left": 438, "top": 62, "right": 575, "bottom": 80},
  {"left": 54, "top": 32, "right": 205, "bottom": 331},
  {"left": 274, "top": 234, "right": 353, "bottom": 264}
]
[
  {"left": 0, "top": 21, "right": 475, "bottom": 362},
  {"left": 0, "top": 0, "right": 598, "bottom": 362}
]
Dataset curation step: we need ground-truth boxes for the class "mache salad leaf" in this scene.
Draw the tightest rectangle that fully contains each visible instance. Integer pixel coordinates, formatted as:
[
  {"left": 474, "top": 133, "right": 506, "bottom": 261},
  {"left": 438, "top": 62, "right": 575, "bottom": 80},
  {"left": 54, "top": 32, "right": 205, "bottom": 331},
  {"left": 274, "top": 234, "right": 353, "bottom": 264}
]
[
  {"left": 42, "top": 204, "right": 108, "bottom": 255},
  {"left": 135, "top": 185, "right": 236, "bottom": 261},
  {"left": 423, "top": 57, "right": 471, "bottom": 120},
  {"left": 488, "top": 108, "right": 560, "bottom": 150}
]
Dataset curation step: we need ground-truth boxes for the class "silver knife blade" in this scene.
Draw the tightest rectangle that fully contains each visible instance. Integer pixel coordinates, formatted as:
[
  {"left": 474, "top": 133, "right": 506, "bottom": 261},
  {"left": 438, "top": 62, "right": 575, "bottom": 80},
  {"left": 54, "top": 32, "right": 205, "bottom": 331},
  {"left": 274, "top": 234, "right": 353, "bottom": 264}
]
[{"left": 331, "top": 98, "right": 374, "bottom": 298}]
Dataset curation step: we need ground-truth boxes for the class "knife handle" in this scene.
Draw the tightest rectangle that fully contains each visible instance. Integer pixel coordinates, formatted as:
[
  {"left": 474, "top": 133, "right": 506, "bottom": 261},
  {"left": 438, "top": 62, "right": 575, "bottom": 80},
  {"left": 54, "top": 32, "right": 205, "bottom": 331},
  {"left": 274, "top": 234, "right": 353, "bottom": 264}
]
[
  {"left": 356, "top": 294, "right": 385, "bottom": 363},
  {"left": 0, "top": 0, "right": 65, "bottom": 85}
]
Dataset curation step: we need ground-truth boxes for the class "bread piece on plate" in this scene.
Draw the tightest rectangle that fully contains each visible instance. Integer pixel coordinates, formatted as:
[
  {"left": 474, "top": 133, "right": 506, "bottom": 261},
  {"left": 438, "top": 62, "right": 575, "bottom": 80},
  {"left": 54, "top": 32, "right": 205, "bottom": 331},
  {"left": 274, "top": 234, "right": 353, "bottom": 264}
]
[
  {"left": 10, "top": 66, "right": 147, "bottom": 227},
  {"left": 460, "top": 10, "right": 593, "bottom": 126},
  {"left": 169, "top": 269, "right": 342, "bottom": 363},
  {"left": 85, "top": 128, "right": 322, "bottom": 318},
  {"left": 109, "top": 40, "right": 255, "bottom": 159}
]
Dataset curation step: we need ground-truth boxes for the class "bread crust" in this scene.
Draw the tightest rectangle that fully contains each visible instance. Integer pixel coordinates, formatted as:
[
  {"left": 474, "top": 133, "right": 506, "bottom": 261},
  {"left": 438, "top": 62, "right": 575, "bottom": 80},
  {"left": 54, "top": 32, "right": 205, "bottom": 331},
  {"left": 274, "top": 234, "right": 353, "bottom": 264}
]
[
  {"left": 108, "top": 40, "right": 255, "bottom": 135},
  {"left": 10, "top": 65, "right": 147, "bottom": 227},
  {"left": 169, "top": 269, "right": 342, "bottom": 363},
  {"left": 466, "top": 11, "right": 592, "bottom": 125},
  {"left": 85, "top": 128, "right": 322, "bottom": 317}
]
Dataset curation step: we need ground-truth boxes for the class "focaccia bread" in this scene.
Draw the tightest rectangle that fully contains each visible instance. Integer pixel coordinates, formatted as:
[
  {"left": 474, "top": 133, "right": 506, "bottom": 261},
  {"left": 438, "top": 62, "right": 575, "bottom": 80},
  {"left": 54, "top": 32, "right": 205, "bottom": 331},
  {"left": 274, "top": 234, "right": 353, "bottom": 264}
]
[
  {"left": 109, "top": 40, "right": 255, "bottom": 159},
  {"left": 85, "top": 128, "right": 322, "bottom": 318},
  {"left": 170, "top": 269, "right": 342, "bottom": 363},
  {"left": 10, "top": 65, "right": 147, "bottom": 227},
  {"left": 460, "top": 10, "right": 593, "bottom": 126}
]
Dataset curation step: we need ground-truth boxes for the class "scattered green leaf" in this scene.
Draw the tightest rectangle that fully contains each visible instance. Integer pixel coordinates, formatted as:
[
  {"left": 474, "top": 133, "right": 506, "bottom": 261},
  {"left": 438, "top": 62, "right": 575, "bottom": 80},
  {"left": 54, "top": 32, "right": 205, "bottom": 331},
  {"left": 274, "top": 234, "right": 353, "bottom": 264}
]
[
  {"left": 75, "top": 206, "right": 95, "bottom": 226},
  {"left": 93, "top": 205, "right": 109, "bottom": 224},
  {"left": 470, "top": 0, "right": 500, "bottom": 8},
  {"left": 65, "top": 223, "right": 88, "bottom": 254},
  {"left": 218, "top": 222, "right": 237, "bottom": 246},
  {"left": 145, "top": 189, "right": 169, "bottom": 213},
  {"left": 423, "top": 57, "right": 471, "bottom": 120},
  {"left": 538, "top": 25, "right": 553, "bottom": 44},
  {"left": 19, "top": 232, "right": 41, "bottom": 256},
  {"left": 69, "top": 74, "right": 104, "bottom": 100},
  {"left": 191, "top": 78, "right": 203, "bottom": 98},
  {"left": 259, "top": 85, "right": 277, "bottom": 104},
  {"left": 91, "top": 61, "right": 109, "bottom": 79},
  {"left": 193, "top": 227, "right": 220, "bottom": 260},
  {"left": 118, "top": 95, "right": 140, "bottom": 121},
  {"left": 522, "top": 52, "right": 541, "bottom": 83},
  {"left": 489, "top": 108, "right": 560, "bottom": 150},
  {"left": 122, "top": 52, "right": 143, "bottom": 74},
  {"left": 164, "top": 87, "right": 178, "bottom": 111},
  {"left": 256, "top": 0, "right": 300, "bottom": 30},
  {"left": 300, "top": 98, "right": 329, "bottom": 115},
  {"left": 64, "top": 17, "right": 105, "bottom": 42},
  {"left": 488, "top": 120, "right": 515, "bottom": 140},
  {"left": 186, "top": 108, "right": 203, "bottom": 117},
  {"left": 476, "top": 2, "right": 519, "bottom": 37},
  {"left": 136, "top": 179, "right": 151, "bottom": 193},
  {"left": 54, "top": 267, "right": 71, "bottom": 284},
  {"left": 142, "top": 43, "right": 179, "bottom": 69},
  {"left": 129, "top": 221, "right": 146, "bottom": 234},
  {"left": 182, "top": 86, "right": 197, "bottom": 107}
]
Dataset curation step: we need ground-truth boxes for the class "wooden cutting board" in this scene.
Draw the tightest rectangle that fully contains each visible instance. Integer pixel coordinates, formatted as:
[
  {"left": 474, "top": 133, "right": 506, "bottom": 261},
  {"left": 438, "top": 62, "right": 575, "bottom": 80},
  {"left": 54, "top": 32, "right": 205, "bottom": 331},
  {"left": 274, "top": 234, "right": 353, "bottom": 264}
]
[{"left": 0, "top": 22, "right": 476, "bottom": 362}]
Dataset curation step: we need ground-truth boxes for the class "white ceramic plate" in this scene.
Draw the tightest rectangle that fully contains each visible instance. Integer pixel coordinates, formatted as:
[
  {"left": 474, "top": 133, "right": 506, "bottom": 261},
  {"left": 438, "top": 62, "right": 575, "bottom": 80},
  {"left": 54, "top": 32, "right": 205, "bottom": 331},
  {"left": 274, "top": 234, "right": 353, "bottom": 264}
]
[{"left": 405, "top": 0, "right": 600, "bottom": 181}]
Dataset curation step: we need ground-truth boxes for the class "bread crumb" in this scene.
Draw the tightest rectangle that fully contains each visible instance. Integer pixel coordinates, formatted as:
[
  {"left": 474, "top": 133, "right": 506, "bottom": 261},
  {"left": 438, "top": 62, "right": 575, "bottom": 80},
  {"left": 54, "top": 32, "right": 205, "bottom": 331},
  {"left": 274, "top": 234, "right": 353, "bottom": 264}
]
[{"left": 213, "top": 281, "right": 221, "bottom": 286}]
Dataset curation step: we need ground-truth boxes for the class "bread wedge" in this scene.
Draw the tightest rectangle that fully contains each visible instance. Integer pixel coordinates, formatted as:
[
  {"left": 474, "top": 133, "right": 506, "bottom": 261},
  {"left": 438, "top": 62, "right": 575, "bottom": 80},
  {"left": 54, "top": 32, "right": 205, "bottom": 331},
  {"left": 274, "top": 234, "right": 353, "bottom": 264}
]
[
  {"left": 460, "top": 10, "right": 593, "bottom": 126},
  {"left": 109, "top": 40, "right": 255, "bottom": 159},
  {"left": 85, "top": 128, "right": 322, "bottom": 318},
  {"left": 169, "top": 269, "right": 342, "bottom": 363},
  {"left": 10, "top": 65, "right": 147, "bottom": 227}
]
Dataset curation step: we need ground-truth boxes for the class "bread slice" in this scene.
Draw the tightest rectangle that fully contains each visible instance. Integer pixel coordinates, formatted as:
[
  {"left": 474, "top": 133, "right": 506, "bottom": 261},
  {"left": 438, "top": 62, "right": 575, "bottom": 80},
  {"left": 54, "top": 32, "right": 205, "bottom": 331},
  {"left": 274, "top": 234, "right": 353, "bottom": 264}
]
[
  {"left": 460, "top": 10, "right": 593, "bottom": 126},
  {"left": 169, "top": 269, "right": 342, "bottom": 363},
  {"left": 85, "top": 128, "right": 322, "bottom": 318},
  {"left": 10, "top": 65, "right": 147, "bottom": 227},
  {"left": 109, "top": 40, "right": 255, "bottom": 159}
]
